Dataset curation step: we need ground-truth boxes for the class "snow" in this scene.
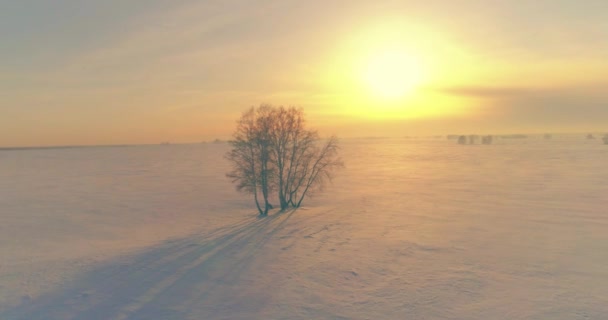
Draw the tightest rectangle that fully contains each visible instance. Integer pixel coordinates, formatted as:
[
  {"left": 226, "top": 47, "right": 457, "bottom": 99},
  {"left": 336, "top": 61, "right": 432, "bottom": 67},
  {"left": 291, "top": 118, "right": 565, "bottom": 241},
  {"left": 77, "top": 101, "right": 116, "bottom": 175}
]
[{"left": 1, "top": 137, "right": 607, "bottom": 319}]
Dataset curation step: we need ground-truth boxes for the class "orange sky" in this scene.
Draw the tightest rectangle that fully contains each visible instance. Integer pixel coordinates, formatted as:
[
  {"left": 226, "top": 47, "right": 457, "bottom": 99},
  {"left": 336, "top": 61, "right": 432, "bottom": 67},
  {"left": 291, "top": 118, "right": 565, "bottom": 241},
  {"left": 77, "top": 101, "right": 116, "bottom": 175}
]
[{"left": 2, "top": 1, "right": 608, "bottom": 147}]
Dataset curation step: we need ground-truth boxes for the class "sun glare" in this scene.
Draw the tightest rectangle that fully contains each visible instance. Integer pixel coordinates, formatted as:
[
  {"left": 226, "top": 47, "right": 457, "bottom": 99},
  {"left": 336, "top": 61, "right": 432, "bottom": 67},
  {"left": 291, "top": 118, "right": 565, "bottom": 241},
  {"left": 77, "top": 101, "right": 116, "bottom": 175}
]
[
  {"left": 322, "top": 20, "right": 459, "bottom": 119},
  {"left": 361, "top": 48, "right": 425, "bottom": 100}
]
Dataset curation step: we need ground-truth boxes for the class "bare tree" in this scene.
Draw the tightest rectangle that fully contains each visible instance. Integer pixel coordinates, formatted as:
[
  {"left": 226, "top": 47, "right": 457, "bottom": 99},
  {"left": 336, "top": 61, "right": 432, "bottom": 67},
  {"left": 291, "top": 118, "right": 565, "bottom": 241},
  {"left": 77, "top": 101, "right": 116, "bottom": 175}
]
[
  {"left": 226, "top": 106, "right": 275, "bottom": 216},
  {"left": 267, "top": 107, "right": 308, "bottom": 210},
  {"left": 226, "top": 105, "right": 343, "bottom": 215},
  {"left": 289, "top": 135, "right": 342, "bottom": 208},
  {"left": 266, "top": 107, "right": 343, "bottom": 209}
]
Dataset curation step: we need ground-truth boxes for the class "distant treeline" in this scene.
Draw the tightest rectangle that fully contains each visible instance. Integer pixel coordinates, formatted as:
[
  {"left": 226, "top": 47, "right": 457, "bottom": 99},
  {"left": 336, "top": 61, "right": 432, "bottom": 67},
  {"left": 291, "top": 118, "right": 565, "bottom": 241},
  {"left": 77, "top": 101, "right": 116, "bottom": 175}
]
[
  {"left": 0, "top": 144, "right": 134, "bottom": 152},
  {"left": 447, "top": 134, "right": 528, "bottom": 140}
]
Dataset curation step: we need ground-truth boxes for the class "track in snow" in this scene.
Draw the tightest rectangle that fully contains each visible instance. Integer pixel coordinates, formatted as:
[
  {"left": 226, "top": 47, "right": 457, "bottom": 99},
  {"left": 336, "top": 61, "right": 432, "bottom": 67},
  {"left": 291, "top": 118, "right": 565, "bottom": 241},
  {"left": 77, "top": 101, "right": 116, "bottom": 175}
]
[{"left": 3, "top": 210, "right": 298, "bottom": 320}]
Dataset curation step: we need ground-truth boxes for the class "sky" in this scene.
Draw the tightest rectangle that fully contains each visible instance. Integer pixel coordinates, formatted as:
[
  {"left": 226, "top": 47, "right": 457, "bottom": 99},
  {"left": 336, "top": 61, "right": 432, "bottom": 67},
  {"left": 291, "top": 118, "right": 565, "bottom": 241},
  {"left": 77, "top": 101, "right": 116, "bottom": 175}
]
[{"left": 1, "top": 0, "right": 608, "bottom": 147}]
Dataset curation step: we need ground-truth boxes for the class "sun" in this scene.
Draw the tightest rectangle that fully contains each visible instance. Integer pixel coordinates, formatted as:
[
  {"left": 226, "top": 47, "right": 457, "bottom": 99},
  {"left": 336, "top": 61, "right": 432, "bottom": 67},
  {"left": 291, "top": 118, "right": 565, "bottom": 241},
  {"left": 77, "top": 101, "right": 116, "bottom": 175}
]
[{"left": 361, "top": 48, "right": 425, "bottom": 100}]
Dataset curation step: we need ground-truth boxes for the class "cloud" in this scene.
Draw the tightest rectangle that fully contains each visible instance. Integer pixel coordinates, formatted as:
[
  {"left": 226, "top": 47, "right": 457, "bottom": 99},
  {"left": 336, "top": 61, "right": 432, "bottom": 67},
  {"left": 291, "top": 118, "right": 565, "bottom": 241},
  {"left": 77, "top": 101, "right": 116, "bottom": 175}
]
[
  {"left": 439, "top": 83, "right": 608, "bottom": 131},
  {"left": 438, "top": 85, "right": 532, "bottom": 98}
]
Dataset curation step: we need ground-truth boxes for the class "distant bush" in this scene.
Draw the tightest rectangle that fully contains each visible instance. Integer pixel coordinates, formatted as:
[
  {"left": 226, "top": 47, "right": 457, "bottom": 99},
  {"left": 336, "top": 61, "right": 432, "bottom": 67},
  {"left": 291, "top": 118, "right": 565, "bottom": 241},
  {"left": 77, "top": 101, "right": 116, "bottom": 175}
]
[
  {"left": 500, "top": 134, "right": 528, "bottom": 139},
  {"left": 481, "top": 135, "right": 493, "bottom": 145}
]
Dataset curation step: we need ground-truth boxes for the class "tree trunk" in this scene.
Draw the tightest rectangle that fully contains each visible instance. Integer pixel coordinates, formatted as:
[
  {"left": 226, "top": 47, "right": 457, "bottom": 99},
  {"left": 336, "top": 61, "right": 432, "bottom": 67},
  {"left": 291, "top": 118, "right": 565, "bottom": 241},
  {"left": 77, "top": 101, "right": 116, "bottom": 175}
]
[
  {"left": 261, "top": 183, "right": 270, "bottom": 216},
  {"left": 253, "top": 190, "right": 265, "bottom": 216},
  {"left": 279, "top": 194, "right": 289, "bottom": 211}
]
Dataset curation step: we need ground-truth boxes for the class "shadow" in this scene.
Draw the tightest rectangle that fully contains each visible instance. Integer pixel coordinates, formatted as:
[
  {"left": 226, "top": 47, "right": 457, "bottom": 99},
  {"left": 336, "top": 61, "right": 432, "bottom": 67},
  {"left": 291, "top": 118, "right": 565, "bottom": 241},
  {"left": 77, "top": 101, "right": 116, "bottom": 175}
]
[{"left": 2, "top": 210, "right": 296, "bottom": 320}]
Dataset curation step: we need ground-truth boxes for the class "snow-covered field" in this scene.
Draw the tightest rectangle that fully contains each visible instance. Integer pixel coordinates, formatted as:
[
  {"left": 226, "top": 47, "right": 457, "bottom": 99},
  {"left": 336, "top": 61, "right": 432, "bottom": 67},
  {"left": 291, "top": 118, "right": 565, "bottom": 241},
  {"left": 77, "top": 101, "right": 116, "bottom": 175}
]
[{"left": 1, "top": 136, "right": 607, "bottom": 319}]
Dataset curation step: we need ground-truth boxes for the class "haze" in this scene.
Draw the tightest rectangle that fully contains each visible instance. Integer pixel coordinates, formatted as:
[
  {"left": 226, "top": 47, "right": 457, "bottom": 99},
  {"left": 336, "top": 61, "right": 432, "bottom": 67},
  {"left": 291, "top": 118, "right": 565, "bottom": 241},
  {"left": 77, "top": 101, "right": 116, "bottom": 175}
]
[{"left": 2, "top": 0, "right": 608, "bottom": 147}]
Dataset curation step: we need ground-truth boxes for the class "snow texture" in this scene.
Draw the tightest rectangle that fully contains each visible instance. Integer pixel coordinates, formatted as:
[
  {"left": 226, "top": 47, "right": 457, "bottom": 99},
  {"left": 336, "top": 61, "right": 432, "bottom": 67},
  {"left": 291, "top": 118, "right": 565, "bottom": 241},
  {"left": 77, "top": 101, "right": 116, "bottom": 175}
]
[{"left": 1, "top": 136, "right": 607, "bottom": 319}]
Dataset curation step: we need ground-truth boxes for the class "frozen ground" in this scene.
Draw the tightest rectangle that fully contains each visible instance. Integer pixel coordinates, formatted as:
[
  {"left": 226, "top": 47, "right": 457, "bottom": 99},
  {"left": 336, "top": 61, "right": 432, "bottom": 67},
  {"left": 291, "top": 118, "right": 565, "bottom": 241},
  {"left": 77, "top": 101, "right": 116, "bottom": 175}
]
[{"left": 1, "top": 136, "right": 607, "bottom": 319}]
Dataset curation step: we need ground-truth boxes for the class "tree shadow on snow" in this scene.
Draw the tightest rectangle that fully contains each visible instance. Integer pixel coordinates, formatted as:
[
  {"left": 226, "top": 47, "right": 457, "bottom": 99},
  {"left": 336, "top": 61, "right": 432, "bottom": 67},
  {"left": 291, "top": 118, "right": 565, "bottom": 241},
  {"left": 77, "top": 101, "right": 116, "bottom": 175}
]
[{"left": 2, "top": 209, "right": 296, "bottom": 320}]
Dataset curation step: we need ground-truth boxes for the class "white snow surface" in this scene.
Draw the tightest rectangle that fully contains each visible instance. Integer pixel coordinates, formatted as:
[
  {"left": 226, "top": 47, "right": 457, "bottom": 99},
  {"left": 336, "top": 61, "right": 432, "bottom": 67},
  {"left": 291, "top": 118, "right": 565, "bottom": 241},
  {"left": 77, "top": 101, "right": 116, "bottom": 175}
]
[{"left": 1, "top": 137, "right": 607, "bottom": 319}]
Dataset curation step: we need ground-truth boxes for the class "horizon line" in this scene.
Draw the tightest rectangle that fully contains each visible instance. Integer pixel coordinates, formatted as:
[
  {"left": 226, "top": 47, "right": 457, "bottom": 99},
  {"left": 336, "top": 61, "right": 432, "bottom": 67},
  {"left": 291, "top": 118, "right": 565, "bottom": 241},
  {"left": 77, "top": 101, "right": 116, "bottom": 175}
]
[{"left": 2, "top": 131, "right": 605, "bottom": 151}]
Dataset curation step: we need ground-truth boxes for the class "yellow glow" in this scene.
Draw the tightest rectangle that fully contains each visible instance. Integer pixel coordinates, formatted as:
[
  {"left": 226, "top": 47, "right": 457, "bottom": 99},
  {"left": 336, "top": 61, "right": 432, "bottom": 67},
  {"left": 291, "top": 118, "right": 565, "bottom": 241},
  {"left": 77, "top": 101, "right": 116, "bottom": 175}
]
[
  {"left": 315, "top": 19, "right": 485, "bottom": 121},
  {"left": 361, "top": 47, "right": 425, "bottom": 101}
]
